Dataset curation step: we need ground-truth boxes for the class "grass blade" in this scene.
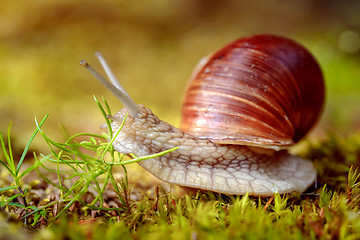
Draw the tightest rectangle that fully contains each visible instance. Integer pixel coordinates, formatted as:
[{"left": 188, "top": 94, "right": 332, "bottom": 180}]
[
  {"left": 119, "top": 146, "right": 179, "bottom": 165},
  {"left": 94, "top": 95, "right": 113, "bottom": 137},
  {"left": 6, "top": 122, "right": 15, "bottom": 172},
  {"left": 0, "top": 186, "right": 18, "bottom": 192},
  {"left": 16, "top": 115, "right": 49, "bottom": 174},
  {"left": 0, "top": 128, "right": 15, "bottom": 175}
]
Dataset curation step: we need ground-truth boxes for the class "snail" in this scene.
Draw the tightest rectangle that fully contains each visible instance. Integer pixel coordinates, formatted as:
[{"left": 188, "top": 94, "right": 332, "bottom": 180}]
[{"left": 80, "top": 34, "right": 324, "bottom": 196}]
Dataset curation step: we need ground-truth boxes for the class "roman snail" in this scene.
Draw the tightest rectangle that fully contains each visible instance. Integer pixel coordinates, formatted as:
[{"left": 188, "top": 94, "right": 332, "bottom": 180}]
[{"left": 80, "top": 34, "right": 325, "bottom": 196}]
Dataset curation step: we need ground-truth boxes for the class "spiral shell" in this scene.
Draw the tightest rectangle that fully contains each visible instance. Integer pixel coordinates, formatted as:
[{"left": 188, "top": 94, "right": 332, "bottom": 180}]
[{"left": 180, "top": 34, "right": 325, "bottom": 149}]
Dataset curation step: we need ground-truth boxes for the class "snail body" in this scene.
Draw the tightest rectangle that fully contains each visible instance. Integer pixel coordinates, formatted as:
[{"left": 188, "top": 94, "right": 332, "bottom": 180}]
[
  {"left": 81, "top": 34, "right": 324, "bottom": 196},
  {"left": 110, "top": 105, "right": 315, "bottom": 195}
]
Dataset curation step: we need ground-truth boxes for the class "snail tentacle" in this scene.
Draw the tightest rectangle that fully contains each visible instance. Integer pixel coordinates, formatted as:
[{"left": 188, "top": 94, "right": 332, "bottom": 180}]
[
  {"left": 94, "top": 52, "right": 130, "bottom": 97},
  {"left": 80, "top": 60, "right": 140, "bottom": 117}
]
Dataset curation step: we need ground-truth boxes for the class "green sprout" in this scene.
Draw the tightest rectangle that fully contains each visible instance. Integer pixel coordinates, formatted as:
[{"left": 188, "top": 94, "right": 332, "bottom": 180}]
[
  {"left": 0, "top": 96, "right": 178, "bottom": 223},
  {"left": 0, "top": 115, "right": 48, "bottom": 207}
]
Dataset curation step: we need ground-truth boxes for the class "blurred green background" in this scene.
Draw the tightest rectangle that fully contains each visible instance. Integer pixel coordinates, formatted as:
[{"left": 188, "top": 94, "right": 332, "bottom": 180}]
[{"left": 0, "top": 0, "right": 360, "bottom": 150}]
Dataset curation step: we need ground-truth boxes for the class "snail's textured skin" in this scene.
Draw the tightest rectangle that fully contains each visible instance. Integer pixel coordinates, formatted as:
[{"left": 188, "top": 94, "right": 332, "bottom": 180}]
[{"left": 111, "top": 105, "right": 316, "bottom": 196}]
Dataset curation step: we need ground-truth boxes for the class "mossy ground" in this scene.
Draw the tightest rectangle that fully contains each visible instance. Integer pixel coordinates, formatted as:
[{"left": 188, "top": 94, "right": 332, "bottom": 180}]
[{"left": 0, "top": 99, "right": 359, "bottom": 240}]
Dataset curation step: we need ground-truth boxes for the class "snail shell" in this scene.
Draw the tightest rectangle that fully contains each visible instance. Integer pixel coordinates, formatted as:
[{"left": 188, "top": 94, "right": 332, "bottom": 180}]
[
  {"left": 81, "top": 34, "right": 324, "bottom": 196},
  {"left": 181, "top": 35, "right": 324, "bottom": 150}
]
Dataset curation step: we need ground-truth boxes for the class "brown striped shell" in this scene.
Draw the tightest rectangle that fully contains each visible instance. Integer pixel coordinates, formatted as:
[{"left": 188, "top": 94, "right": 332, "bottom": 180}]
[{"left": 180, "top": 34, "right": 325, "bottom": 150}]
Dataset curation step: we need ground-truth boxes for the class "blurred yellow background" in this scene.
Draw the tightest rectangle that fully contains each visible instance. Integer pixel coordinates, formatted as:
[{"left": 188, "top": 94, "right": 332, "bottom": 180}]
[{"left": 1, "top": 0, "right": 360, "bottom": 150}]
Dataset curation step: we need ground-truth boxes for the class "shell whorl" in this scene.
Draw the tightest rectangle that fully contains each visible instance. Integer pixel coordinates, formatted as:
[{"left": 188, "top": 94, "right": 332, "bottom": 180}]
[{"left": 180, "top": 34, "right": 325, "bottom": 149}]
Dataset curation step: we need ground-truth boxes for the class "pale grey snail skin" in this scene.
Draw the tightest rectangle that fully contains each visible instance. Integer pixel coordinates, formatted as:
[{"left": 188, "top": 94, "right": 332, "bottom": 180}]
[
  {"left": 81, "top": 48, "right": 316, "bottom": 196},
  {"left": 110, "top": 105, "right": 315, "bottom": 196}
]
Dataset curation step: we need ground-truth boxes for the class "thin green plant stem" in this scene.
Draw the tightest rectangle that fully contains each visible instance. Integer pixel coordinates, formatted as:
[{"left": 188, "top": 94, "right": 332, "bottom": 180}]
[
  {"left": 39, "top": 153, "right": 87, "bottom": 166},
  {"left": 89, "top": 171, "right": 107, "bottom": 206},
  {"left": 54, "top": 174, "right": 99, "bottom": 220},
  {"left": 18, "top": 152, "right": 48, "bottom": 179},
  {"left": 34, "top": 166, "right": 70, "bottom": 193},
  {"left": 36, "top": 154, "right": 80, "bottom": 174},
  {"left": 0, "top": 151, "right": 15, "bottom": 178},
  {"left": 108, "top": 169, "right": 127, "bottom": 206},
  {"left": 111, "top": 147, "right": 180, "bottom": 165},
  {"left": 65, "top": 132, "right": 106, "bottom": 145},
  {"left": 6, "top": 122, "right": 15, "bottom": 173},
  {"left": 122, "top": 164, "right": 128, "bottom": 186},
  {"left": 90, "top": 180, "right": 106, "bottom": 206},
  {"left": 62, "top": 178, "right": 86, "bottom": 199},
  {"left": 102, "top": 96, "right": 112, "bottom": 116},
  {"left": 34, "top": 124, "right": 95, "bottom": 162},
  {"left": 0, "top": 128, "right": 16, "bottom": 177},
  {"left": 0, "top": 186, "right": 18, "bottom": 192},
  {"left": 100, "top": 112, "right": 128, "bottom": 160},
  {"left": 17, "top": 115, "right": 49, "bottom": 174},
  {"left": 20, "top": 198, "right": 72, "bottom": 220},
  {"left": 1, "top": 193, "right": 26, "bottom": 207},
  {"left": 56, "top": 151, "right": 66, "bottom": 198},
  {"left": 90, "top": 167, "right": 114, "bottom": 206},
  {"left": 94, "top": 96, "right": 113, "bottom": 137}
]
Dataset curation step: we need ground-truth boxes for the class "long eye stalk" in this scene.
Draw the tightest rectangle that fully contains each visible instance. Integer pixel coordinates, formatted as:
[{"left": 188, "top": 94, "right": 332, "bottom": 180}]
[
  {"left": 94, "top": 52, "right": 130, "bottom": 97},
  {"left": 80, "top": 59, "right": 140, "bottom": 118}
]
